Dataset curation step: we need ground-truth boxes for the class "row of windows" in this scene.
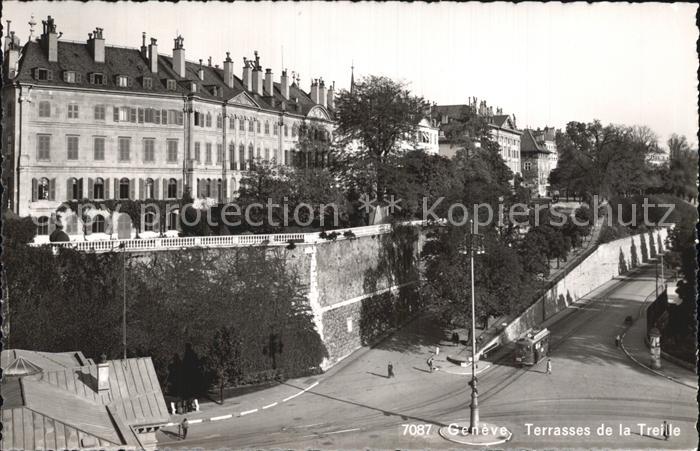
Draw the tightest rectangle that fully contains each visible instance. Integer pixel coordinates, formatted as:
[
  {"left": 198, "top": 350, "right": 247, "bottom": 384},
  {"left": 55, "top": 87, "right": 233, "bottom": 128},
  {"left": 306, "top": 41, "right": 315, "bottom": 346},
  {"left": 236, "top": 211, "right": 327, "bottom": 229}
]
[
  {"left": 35, "top": 134, "right": 302, "bottom": 167},
  {"left": 34, "top": 101, "right": 326, "bottom": 141},
  {"left": 36, "top": 135, "right": 180, "bottom": 163},
  {"left": 36, "top": 211, "right": 181, "bottom": 235},
  {"left": 35, "top": 67, "right": 184, "bottom": 92},
  {"left": 32, "top": 176, "right": 181, "bottom": 202}
]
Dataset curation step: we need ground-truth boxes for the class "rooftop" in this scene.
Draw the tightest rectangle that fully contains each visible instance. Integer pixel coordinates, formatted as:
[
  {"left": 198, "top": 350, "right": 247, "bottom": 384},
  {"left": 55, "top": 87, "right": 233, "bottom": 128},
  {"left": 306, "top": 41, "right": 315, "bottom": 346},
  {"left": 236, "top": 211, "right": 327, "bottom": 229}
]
[{"left": 1, "top": 350, "right": 168, "bottom": 450}]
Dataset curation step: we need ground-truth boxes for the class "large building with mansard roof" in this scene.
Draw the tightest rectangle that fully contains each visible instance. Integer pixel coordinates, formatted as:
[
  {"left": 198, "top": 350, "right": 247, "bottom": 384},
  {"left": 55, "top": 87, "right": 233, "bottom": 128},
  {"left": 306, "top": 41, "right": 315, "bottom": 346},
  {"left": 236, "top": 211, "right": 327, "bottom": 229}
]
[{"left": 2, "top": 16, "right": 337, "bottom": 239}]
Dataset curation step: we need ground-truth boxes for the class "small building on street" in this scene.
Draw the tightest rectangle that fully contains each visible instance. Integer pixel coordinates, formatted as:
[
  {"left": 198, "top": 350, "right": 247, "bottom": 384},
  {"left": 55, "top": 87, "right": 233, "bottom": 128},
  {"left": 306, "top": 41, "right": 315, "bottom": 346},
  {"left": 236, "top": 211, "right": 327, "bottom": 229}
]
[{"left": 1, "top": 349, "right": 169, "bottom": 450}]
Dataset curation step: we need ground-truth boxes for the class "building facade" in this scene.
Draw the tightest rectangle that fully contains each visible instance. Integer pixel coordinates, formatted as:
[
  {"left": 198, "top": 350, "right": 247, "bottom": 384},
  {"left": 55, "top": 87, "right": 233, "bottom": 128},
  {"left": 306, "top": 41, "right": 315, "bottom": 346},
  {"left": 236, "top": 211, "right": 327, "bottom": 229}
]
[
  {"left": 520, "top": 128, "right": 555, "bottom": 197},
  {"left": 434, "top": 100, "right": 522, "bottom": 177},
  {"left": 2, "top": 16, "right": 336, "bottom": 239}
]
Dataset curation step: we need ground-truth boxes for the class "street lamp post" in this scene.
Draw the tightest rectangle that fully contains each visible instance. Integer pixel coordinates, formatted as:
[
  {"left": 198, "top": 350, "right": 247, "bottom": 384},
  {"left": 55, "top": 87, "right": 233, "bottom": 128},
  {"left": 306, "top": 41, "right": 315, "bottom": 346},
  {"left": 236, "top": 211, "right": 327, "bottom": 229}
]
[{"left": 467, "top": 220, "right": 483, "bottom": 434}]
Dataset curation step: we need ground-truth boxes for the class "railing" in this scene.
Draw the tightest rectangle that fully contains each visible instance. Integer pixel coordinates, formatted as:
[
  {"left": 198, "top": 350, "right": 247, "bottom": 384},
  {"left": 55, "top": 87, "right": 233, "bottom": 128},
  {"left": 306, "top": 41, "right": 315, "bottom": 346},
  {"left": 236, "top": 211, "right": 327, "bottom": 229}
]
[{"left": 31, "top": 222, "right": 423, "bottom": 253}]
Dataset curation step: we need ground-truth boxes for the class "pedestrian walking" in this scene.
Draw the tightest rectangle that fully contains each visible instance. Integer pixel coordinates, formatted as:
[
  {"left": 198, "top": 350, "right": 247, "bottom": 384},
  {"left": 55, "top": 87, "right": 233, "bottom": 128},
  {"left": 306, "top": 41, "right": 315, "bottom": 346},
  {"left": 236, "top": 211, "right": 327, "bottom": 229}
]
[
  {"left": 427, "top": 356, "right": 434, "bottom": 373},
  {"left": 546, "top": 358, "right": 552, "bottom": 375},
  {"left": 451, "top": 332, "right": 460, "bottom": 345},
  {"left": 662, "top": 420, "right": 669, "bottom": 441},
  {"left": 387, "top": 362, "right": 394, "bottom": 378},
  {"left": 615, "top": 335, "right": 620, "bottom": 347},
  {"left": 181, "top": 417, "right": 189, "bottom": 440},
  {"left": 435, "top": 346, "right": 440, "bottom": 356}
]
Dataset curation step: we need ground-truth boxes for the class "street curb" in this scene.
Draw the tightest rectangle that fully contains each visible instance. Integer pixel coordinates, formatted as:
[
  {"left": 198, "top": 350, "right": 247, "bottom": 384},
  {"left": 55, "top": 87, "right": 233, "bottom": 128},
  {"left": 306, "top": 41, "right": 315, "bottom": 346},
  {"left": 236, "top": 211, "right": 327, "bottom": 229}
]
[
  {"left": 163, "top": 381, "right": 320, "bottom": 427},
  {"left": 619, "top": 289, "right": 696, "bottom": 390}
]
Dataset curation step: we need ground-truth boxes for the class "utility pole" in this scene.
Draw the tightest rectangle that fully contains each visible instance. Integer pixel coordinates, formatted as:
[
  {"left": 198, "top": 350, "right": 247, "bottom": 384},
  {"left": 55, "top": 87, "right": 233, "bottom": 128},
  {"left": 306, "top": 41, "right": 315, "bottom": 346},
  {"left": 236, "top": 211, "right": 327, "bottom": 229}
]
[{"left": 467, "top": 219, "right": 483, "bottom": 434}]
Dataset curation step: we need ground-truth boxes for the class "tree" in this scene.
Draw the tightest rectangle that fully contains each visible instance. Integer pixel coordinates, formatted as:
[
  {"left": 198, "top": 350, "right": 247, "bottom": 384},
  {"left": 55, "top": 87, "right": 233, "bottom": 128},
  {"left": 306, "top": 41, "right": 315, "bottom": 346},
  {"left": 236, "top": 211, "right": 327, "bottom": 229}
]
[
  {"left": 236, "top": 159, "right": 294, "bottom": 232},
  {"left": 204, "top": 327, "right": 242, "bottom": 404},
  {"left": 382, "top": 150, "right": 462, "bottom": 220},
  {"left": 332, "top": 75, "right": 428, "bottom": 199},
  {"left": 422, "top": 225, "right": 534, "bottom": 326}
]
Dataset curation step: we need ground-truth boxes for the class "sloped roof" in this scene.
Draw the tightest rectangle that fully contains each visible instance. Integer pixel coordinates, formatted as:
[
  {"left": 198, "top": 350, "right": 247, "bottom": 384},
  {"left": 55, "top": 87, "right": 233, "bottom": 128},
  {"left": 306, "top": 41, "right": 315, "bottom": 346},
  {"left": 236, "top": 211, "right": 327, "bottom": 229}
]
[
  {"left": 10, "top": 40, "right": 334, "bottom": 120},
  {"left": 1, "top": 349, "right": 92, "bottom": 371},
  {"left": 521, "top": 129, "right": 551, "bottom": 154},
  {"left": 1, "top": 354, "right": 168, "bottom": 450}
]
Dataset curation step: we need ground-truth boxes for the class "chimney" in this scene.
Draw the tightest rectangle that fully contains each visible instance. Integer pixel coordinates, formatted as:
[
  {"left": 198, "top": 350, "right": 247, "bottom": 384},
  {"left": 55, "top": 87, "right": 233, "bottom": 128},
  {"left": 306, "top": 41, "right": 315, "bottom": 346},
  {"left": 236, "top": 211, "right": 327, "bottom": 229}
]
[
  {"left": 172, "top": 35, "right": 185, "bottom": 78},
  {"left": 280, "top": 69, "right": 289, "bottom": 100},
  {"left": 97, "top": 361, "right": 110, "bottom": 391},
  {"left": 5, "top": 32, "right": 21, "bottom": 79},
  {"left": 251, "top": 52, "right": 263, "bottom": 95},
  {"left": 242, "top": 58, "right": 252, "bottom": 90},
  {"left": 327, "top": 81, "right": 335, "bottom": 109},
  {"left": 148, "top": 37, "right": 158, "bottom": 73},
  {"left": 198, "top": 59, "right": 204, "bottom": 80},
  {"left": 223, "top": 52, "right": 234, "bottom": 88},
  {"left": 87, "top": 28, "right": 105, "bottom": 63},
  {"left": 140, "top": 32, "right": 147, "bottom": 58},
  {"left": 310, "top": 79, "right": 319, "bottom": 104},
  {"left": 41, "top": 16, "right": 59, "bottom": 63},
  {"left": 318, "top": 78, "right": 327, "bottom": 108},
  {"left": 208, "top": 56, "right": 212, "bottom": 67},
  {"left": 264, "top": 68, "right": 273, "bottom": 96}
]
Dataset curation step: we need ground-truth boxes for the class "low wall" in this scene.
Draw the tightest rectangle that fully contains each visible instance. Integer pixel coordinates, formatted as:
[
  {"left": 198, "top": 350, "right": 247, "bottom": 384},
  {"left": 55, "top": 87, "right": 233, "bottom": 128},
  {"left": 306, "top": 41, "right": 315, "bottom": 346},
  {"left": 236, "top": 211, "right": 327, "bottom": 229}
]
[{"left": 484, "top": 228, "right": 668, "bottom": 350}]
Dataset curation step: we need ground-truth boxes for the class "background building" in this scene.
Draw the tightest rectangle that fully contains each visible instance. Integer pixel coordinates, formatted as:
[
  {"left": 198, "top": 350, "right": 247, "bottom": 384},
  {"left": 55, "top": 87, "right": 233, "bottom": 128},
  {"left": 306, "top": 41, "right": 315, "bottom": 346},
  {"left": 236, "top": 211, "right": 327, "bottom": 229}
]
[
  {"left": 520, "top": 128, "right": 557, "bottom": 197},
  {"left": 2, "top": 16, "right": 336, "bottom": 239},
  {"left": 434, "top": 100, "right": 522, "bottom": 177}
]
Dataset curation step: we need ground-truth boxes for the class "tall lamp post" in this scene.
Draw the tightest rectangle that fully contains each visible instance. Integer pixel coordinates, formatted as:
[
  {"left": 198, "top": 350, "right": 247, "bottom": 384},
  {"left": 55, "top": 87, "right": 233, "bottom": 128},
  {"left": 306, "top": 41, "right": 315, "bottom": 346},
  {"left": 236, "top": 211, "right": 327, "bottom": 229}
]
[{"left": 467, "top": 220, "right": 484, "bottom": 434}]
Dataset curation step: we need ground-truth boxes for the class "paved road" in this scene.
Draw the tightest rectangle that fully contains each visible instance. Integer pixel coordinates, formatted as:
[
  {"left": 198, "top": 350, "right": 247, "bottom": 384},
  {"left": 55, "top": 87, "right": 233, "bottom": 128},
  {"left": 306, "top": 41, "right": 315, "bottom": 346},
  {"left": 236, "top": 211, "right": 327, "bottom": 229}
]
[{"left": 158, "top": 264, "right": 697, "bottom": 449}]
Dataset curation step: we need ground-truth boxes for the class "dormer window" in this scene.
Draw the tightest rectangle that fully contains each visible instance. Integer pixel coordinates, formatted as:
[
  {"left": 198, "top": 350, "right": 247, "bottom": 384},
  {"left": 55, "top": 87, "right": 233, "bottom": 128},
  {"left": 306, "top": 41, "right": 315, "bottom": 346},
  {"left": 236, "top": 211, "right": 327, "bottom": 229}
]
[
  {"left": 90, "top": 73, "right": 106, "bottom": 85},
  {"left": 143, "top": 77, "right": 153, "bottom": 89},
  {"left": 166, "top": 79, "right": 177, "bottom": 91},
  {"left": 34, "top": 68, "right": 53, "bottom": 81},
  {"left": 116, "top": 75, "right": 130, "bottom": 88},
  {"left": 190, "top": 82, "right": 197, "bottom": 92},
  {"left": 63, "top": 71, "right": 81, "bottom": 83}
]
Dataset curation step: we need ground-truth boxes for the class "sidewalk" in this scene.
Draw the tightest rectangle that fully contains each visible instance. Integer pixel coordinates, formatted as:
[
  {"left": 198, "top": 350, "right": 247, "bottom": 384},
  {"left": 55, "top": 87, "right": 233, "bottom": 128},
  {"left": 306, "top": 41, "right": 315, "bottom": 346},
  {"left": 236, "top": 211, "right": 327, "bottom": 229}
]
[{"left": 621, "top": 310, "right": 697, "bottom": 390}]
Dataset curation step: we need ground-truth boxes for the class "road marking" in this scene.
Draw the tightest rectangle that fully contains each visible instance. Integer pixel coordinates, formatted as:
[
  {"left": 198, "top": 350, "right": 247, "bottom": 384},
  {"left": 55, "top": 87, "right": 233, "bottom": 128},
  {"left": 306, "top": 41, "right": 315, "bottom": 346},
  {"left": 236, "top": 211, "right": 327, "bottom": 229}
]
[
  {"left": 188, "top": 419, "right": 203, "bottom": 424},
  {"left": 262, "top": 402, "right": 278, "bottom": 409},
  {"left": 210, "top": 414, "right": 232, "bottom": 421},
  {"left": 299, "top": 422, "right": 326, "bottom": 428},
  {"left": 324, "top": 428, "right": 361, "bottom": 435},
  {"left": 283, "top": 381, "right": 319, "bottom": 402},
  {"left": 240, "top": 408, "right": 258, "bottom": 416}
]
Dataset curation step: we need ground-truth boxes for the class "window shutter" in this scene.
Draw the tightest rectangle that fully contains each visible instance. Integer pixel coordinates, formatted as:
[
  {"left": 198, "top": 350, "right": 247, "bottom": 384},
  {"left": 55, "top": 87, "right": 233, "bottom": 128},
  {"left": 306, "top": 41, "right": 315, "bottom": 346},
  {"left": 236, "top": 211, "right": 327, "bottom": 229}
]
[
  {"left": 105, "top": 178, "right": 110, "bottom": 198},
  {"left": 32, "top": 178, "right": 38, "bottom": 201},
  {"left": 138, "top": 108, "right": 144, "bottom": 123},
  {"left": 89, "top": 73, "right": 94, "bottom": 84},
  {"left": 154, "top": 109, "right": 160, "bottom": 124},
  {"left": 75, "top": 73, "right": 82, "bottom": 83},
  {"left": 49, "top": 178, "right": 56, "bottom": 201},
  {"left": 177, "top": 179, "right": 183, "bottom": 198},
  {"left": 127, "top": 77, "right": 133, "bottom": 88},
  {"left": 46, "top": 70, "right": 54, "bottom": 81},
  {"left": 66, "top": 178, "right": 73, "bottom": 200},
  {"left": 129, "top": 178, "right": 136, "bottom": 199},
  {"left": 113, "top": 106, "right": 119, "bottom": 122},
  {"left": 63, "top": 71, "right": 69, "bottom": 82},
  {"left": 113, "top": 178, "right": 119, "bottom": 199},
  {"left": 162, "top": 109, "right": 168, "bottom": 125},
  {"left": 88, "top": 178, "right": 94, "bottom": 199},
  {"left": 178, "top": 111, "right": 184, "bottom": 125},
  {"left": 77, "top": 178, "right": 83, "bottom": 199},
  {"left": 48, "top": 213, "right": 57, "bottom": 235},
  {"left": 139, "top": 178, "right": 145, "bottom": 200},
  {"left": 152, "top": 210, "right": 161, "bottom": 233},
  {"left": 153, "top": 178, "right": 159, "bottom": 200},
  {"left": 161, "top": 179, "right": 167, "bottom": 199},
  {"left": 130, "top": 108, "right": 136, "bottom": 123}
]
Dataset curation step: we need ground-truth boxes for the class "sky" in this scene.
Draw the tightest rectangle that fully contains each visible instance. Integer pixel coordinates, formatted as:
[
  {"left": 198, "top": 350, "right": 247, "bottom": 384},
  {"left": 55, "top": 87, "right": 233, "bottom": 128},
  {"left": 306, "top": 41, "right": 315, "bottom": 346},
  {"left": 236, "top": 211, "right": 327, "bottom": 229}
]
[{"left": 4, "top": 1, "right": 698, "bottom": 148}]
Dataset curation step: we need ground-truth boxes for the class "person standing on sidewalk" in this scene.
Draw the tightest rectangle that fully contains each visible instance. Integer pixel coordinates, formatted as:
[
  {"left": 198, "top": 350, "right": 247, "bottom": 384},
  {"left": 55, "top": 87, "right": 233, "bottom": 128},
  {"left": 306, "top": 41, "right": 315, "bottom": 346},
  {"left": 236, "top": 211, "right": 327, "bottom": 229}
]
[
  {"left": 615, "top": 335, "right": 621, "bottom": 347},
  {"left": 546, "top": 358, "right": 552, "bottom": 375},
  {"left": 427, "top": 356, "right": 434, "bottom": 373},
  {"left": 387, "top": 362, "right": 394, "bottom": 378},
  {"left": 181, "top": 417, "right": 189, "bottom": 440}
]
